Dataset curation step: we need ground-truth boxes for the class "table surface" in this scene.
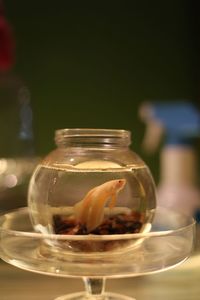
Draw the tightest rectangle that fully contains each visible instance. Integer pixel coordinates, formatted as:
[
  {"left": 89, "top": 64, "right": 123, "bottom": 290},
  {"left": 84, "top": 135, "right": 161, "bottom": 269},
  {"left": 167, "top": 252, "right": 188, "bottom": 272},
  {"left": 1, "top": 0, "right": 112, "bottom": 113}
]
[{"left": 1, "top": 225, "right": 200, "bottom": 300}]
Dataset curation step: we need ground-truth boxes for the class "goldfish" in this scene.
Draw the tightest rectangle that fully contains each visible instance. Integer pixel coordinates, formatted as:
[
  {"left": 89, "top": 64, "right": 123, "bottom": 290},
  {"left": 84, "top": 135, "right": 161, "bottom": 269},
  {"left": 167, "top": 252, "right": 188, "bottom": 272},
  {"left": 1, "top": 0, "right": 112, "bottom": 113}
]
[{"left": 74, "top": 179, "right": 126, "bottom": 232}]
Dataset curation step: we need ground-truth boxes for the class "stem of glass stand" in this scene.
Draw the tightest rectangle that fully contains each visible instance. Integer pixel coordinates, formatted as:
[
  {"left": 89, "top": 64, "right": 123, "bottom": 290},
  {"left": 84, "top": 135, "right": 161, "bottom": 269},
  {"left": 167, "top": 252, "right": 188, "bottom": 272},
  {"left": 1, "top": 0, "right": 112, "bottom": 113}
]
[{"left": 83, "top": 277, "right": 106, "bottom": 299}]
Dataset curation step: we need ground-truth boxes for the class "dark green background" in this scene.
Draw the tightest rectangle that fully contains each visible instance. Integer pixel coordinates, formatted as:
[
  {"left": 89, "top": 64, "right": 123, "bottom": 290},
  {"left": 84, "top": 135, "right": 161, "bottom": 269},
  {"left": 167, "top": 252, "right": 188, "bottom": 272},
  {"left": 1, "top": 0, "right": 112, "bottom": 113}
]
[{"left": 3, "top": 1, "right": 200, "bottom": 182}]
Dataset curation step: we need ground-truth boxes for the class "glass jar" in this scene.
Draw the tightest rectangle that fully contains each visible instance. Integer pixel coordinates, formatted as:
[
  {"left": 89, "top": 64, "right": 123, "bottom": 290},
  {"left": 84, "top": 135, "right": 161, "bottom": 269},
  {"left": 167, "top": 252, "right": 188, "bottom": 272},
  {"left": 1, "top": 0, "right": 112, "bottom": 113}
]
[{"left": 28, "top": 129, "right": 156, "bottom": 238}]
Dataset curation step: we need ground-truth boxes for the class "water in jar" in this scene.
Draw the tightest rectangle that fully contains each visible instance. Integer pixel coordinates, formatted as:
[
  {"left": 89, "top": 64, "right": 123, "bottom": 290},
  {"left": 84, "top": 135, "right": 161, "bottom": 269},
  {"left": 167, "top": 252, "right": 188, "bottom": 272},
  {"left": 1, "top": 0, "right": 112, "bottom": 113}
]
[{"left": 28, "top": 162, "right": 156, "bottom": 240}]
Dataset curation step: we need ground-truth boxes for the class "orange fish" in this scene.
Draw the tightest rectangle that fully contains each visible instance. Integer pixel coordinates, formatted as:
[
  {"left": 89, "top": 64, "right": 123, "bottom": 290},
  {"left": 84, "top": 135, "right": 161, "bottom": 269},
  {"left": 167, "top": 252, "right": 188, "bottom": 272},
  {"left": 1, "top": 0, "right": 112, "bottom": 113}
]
[{"left": 74, "top": 179, "right": 126, "bottom": 232}]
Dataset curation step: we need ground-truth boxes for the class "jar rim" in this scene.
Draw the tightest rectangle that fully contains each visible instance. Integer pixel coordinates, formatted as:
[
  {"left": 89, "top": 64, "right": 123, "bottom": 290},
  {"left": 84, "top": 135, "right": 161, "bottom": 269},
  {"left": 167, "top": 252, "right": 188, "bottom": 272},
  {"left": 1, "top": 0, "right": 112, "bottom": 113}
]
[{"left": 55, "top": 128, "right": 131, "bottom": 147}]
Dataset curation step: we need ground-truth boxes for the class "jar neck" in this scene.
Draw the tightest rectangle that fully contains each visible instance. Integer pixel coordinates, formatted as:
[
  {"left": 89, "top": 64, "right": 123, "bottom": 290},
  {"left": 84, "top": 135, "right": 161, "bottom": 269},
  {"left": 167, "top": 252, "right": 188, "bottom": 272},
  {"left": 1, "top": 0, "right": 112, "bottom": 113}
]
[{"left": 55, "top": 128, "right": 131, "bottom": 149}]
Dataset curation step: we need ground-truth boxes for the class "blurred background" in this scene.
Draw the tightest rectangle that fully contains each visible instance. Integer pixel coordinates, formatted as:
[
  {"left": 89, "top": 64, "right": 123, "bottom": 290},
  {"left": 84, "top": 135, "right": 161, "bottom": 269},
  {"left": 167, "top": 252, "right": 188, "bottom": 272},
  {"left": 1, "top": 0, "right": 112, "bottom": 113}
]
[{"left": 0, "top": 0, "right": 200, "bottom": 208}]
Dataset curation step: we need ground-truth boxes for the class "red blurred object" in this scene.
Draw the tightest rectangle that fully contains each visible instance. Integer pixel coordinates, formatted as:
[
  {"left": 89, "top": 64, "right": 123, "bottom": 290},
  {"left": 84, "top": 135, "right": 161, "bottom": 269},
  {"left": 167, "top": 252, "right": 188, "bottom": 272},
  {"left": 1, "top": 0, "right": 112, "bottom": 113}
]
[{"left": 0, "top": 3, "right": 15, "bottom": 71}]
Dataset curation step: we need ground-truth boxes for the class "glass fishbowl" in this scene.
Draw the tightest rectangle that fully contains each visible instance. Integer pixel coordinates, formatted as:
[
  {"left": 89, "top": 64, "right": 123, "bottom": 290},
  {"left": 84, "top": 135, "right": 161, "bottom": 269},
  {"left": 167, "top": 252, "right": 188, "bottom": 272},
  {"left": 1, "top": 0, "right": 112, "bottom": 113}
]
[
  {"left": 28, "top": 128, "right": 156, "bottom": 253},
  {"left": 1, "top": 129, "right": 195, "bottom": 300}
]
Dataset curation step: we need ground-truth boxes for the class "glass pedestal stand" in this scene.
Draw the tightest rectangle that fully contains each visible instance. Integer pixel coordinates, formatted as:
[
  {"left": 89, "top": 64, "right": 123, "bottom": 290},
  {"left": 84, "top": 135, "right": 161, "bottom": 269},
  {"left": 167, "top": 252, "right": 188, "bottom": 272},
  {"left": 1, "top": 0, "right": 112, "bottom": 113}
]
[{"left": 0, "top": 207, "right": 195, "bottom": 300}]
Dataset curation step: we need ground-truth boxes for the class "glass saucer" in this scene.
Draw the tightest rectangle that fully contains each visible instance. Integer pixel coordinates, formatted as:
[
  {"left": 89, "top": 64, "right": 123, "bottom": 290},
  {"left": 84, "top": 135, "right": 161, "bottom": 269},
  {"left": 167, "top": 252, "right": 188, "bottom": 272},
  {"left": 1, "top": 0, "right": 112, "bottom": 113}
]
[{"left": 0, "top": 207, "right": 195, "bottom": 300}]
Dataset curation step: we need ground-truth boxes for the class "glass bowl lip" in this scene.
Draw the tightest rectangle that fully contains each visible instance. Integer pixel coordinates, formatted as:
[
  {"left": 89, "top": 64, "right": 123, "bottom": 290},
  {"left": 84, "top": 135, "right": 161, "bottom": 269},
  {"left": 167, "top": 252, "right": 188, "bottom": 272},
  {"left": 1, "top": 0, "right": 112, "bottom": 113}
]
[
  {"left": 55, "top": 128, "right": 131, "bottom": 138},
  {"left": 55, "top": 128, "right": 132, "bottom": 146},
  {"left": 0, "top": 207, "right": 196, "bottom": 241}
]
